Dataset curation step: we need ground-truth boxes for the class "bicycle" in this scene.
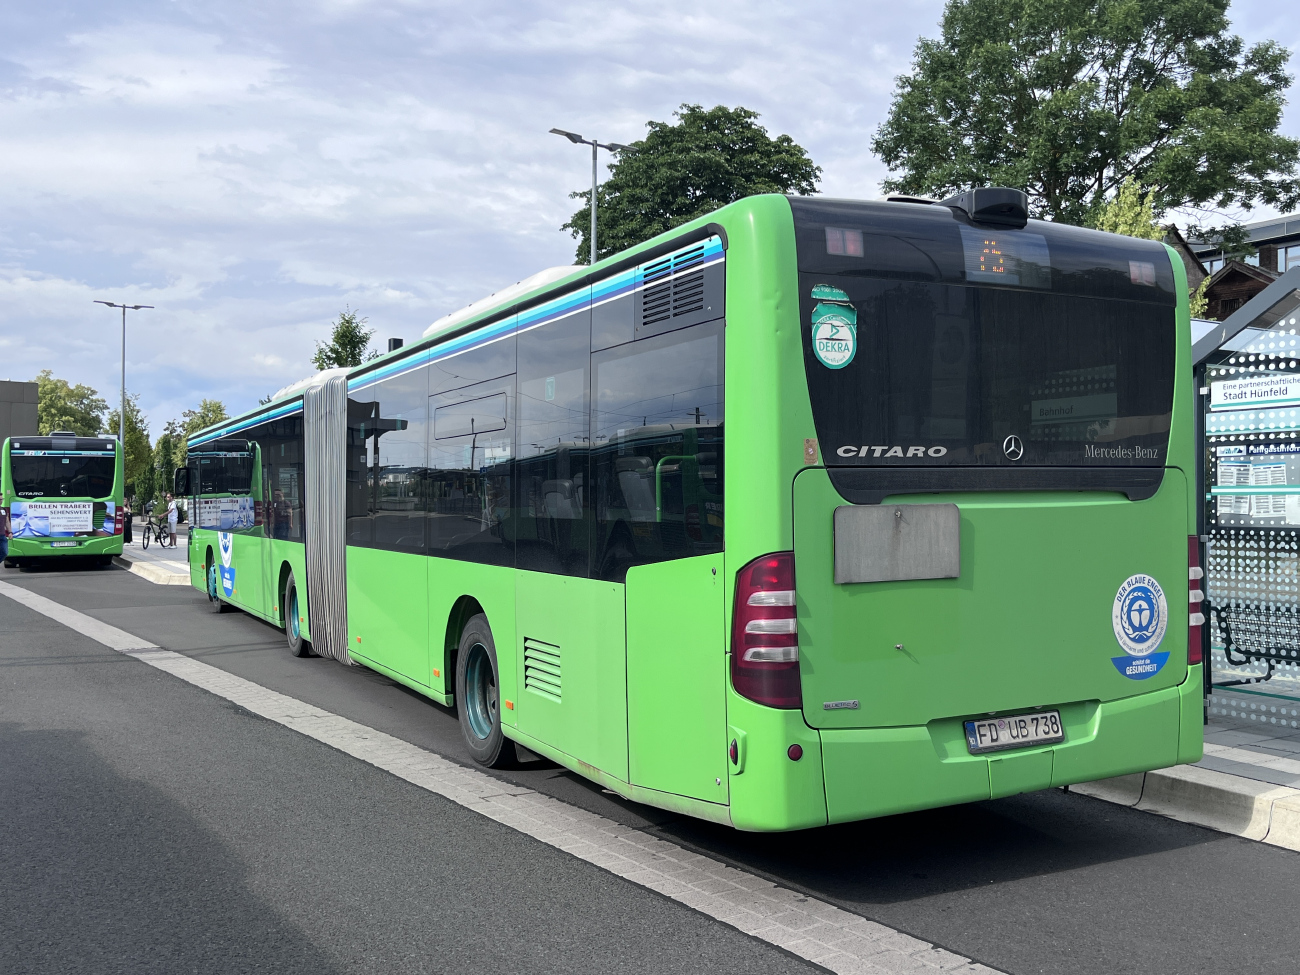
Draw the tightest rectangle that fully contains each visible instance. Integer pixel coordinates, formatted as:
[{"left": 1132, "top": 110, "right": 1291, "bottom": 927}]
[{"left": 141, "top": 512, "right": 172, "bottom": 549}]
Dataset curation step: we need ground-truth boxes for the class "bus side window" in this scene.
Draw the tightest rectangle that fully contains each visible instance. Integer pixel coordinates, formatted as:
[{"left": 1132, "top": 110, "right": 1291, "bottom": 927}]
[{"left": 590, "top": 319, "right": 724, "bottom": 582}]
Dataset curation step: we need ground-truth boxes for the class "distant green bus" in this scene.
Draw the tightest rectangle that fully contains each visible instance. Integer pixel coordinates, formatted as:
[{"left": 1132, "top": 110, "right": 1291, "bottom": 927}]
[
  {"left": 2, "top": 433, "right": 124, "bottom": 567},
  {"left": 183, "top": 189, "right": 1202, "bottom": 829}
]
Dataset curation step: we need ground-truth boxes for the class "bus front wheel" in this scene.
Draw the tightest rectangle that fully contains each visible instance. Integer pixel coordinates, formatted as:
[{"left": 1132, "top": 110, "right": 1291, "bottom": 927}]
[
  {"left": 284, "top": 572, "right": 310, "bottom": 657},
  {"left": 455, "top": 614, "right": 515, "bottom": 769},
  {"left": 206, "top": 555, "right": 229, "bottom": 613}
]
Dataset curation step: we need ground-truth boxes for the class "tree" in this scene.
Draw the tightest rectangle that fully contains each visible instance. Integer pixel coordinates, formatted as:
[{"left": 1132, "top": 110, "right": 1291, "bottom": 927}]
[
  {"left": 105, "top": 393, "right": 152, "bottom": 501},
  {"left": 1089, "top": 176, "right": 1211, "bottom": 316},
  {"left": 1090, "top": 177, "right": 1165, "bottom": 241},
  {"left": 562, "top": 104, "right": 821, "bottom": 263},
  {"left": 150, "top": 420, "right": 185, "bottom": 508},
  {"left": 313, "top": 307, "right": 378, "bottom": 369},
  {"left": 871, "top": 0, "right": 1300, "bottom": 227},
  {"left": 35, "top": 369, "right": 107, "bottom": 436},
  {"left": 182, "top": 399, "right": 229, "bottom": 440}
]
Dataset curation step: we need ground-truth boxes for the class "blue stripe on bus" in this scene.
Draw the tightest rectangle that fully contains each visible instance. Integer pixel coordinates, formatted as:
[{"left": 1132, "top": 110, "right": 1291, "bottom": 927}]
[
  {"left": 190, "top": 236, "right": 724, "bottom": 442},
  {"left": 189, "top": 399, "right": 304, "bottom": 446}
]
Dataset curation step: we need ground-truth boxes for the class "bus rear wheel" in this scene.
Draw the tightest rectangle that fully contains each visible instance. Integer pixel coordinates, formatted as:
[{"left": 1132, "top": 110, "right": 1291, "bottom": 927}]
[
  {"left": 284, "top": 572, "right": 310, "bottom": 657},
  {"left": 455, "top": 614, "right": 516, "bottom": 769}
]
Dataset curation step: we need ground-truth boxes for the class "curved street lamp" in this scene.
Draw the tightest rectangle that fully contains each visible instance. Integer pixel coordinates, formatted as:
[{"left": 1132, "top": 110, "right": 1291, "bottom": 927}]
[{"left": 550, "top": 128, "right": 631, "bottom": 264}]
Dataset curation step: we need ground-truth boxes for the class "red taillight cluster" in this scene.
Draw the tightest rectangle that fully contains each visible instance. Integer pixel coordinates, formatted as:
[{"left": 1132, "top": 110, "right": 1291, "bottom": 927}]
[
  {"left": 731, "top": 552, "right": 802, "bottom": 709},
  {"left": 114, "top": 506, "right": 125, "bottom": 535},
  {"left": 1188, "top": 536, "right": 1204, "bottom": 665}
]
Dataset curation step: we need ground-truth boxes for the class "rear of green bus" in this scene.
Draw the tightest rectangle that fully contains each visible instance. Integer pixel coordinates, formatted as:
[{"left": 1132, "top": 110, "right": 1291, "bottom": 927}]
[
  {"left": 2, "top": 434, "right": 125, "bottom": 567},
  {"left": 724, "top": 194, "right": 1200, "bottom": 829}
]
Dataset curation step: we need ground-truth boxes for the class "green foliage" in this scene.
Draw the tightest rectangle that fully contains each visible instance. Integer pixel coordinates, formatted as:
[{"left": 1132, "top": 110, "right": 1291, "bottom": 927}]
[
  {"left": 313, "top": 307, "right": 378, "bottom": 369},
  {"left": 182, "top": 399, "right": 229, "bottom": 440},
  {"left": 105, "top": 393, "right": 152, "bottom": 499},
  {"left": 1089, "top": 177, "right": 1166, "bottom": 240},
  {"left": 1190, "top": 276, "right": 1211, "bottom": 317},
  {"left": 872, "top": 0, "right": 1300, "bottom": 225},
  {"left": 150, "top": 420, "right": 185, "bottom": 508},
  {"left": 563, "top": 104, "right": 821, "bottom": 263},
  {"left": 35, "top": 369, "right": 107, "bottom": 436}
]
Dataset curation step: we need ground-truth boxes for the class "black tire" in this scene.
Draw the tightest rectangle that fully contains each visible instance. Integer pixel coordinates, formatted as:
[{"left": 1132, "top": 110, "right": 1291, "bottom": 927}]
[
  {"left": 455, "top": 614, "right": 516, "bottom": 768},
  {"left": 205, "top": 550, "right": 229, "bottom": 613},
  {"left": 141, "top": 526, "right": 150, "bottom": 550},
  {"left": 284, "top": 572, "right": 311, "bottom": 657},
  {"left": 3, "top": 560, "right": 16, "bottom": 569},
  {"left": 98, "top": 555, "right": 112, "bottom": 567}
]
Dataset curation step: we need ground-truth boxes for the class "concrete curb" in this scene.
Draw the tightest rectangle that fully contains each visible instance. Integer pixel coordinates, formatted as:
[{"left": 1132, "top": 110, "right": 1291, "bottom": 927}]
[
  {"left": 1073, "top": 765, "right": 1300, "bottom": 852},
  {"left": 113, "top": 555, "right": 190, "bottom": 586}
]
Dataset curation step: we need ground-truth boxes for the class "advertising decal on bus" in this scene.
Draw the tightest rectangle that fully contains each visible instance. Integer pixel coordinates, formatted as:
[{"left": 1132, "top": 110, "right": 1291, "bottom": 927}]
[{"left": 1110, "top": 573, "right": 1169, "bottom": 679}]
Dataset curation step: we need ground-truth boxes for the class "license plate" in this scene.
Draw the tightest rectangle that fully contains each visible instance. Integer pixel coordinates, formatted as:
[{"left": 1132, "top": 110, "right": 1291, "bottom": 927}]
[
  {"left": 50, "top": 540, "right": 77, "bottom": 548},
  {"left": 964, "top": 710, "right": 1063, "bottom": 755}
]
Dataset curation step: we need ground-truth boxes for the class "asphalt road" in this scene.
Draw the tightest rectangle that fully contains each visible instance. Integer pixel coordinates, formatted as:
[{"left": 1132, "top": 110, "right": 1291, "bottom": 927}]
[{"left": 4, "top": 560, "right": 1299, "bottom": 975}]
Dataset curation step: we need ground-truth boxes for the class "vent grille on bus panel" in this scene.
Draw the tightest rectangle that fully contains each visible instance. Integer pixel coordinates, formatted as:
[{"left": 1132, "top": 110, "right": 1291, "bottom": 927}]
[
  {"left": 523, "top": 638, "right": 562, "bottom": 702},
  {"left": 640, "top": 243, "right": 707, "bottom": 326}
]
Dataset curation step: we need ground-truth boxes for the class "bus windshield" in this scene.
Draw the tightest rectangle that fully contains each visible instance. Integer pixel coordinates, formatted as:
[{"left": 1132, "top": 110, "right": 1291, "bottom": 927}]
[
  {"left": 10, "top": 452, "right": 116, "bottom": 498},
  {"left": 791, "top": 199, "right": 1176, "bottom": 468}
]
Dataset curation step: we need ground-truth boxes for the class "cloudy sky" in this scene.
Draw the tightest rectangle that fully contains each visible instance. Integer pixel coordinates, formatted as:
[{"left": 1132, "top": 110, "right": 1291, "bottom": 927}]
[{"left": 2, "top": 1, "right": 1297, "bottom": 434}]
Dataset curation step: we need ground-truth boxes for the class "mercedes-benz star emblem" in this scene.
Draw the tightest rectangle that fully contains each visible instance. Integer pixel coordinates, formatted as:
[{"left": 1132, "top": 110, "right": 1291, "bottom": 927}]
[{"left": 1002, "top": 435, "right": 1024, "bottom": 461}]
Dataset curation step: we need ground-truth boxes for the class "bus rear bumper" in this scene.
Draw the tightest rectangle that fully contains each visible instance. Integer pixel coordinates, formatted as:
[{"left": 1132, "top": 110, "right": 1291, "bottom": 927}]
[
  {"left": 820, "top": 683, "right": 1188, "bottom": 824},
  {"left": 6, "top": 536, "right": 123, "bottom": 560}
]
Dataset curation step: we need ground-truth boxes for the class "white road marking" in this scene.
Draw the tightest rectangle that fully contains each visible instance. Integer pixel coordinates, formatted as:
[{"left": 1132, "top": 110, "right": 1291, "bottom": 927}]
[{"left": 0, "top": 579, "right": 1002, "bottom": 975}]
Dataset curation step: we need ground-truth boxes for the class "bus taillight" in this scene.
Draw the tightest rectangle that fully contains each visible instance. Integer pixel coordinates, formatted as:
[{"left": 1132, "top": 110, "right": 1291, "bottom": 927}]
[
  {"left": 114, "top": 506, "right": 125, "bottom": 535},
  {"left": 731, "top": 552, "right": 802, "bottom": 709},
  {"left": 1188, "top": 536, "right": 1204, "bottom": 665}
]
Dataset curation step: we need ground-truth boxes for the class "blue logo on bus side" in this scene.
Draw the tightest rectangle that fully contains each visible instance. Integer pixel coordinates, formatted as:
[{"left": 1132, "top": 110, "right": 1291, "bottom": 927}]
[
  {"left": 1110, "top": 573, "right": 1169, "bottom": 679},
  {"left": 218, "top": 531, "right": 236, "bottom": 597}
]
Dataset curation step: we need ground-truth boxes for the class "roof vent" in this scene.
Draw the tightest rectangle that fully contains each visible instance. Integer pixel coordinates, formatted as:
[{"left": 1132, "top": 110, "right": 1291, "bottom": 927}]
[
  {"left": 884, "top": 195, "right": 938, "bottom": 205},
  {"left": 941, "top": 187, "right": 1029, "bottom": 229}
]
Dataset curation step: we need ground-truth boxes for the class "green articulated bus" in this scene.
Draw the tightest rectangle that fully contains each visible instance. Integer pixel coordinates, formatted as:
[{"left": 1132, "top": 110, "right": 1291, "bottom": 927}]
[
  {"left": 2, "top": 432, "right": 125, "bottom": 567},
  {"left": 182, "top": 188, "right": 1203, "bottom": 830}
]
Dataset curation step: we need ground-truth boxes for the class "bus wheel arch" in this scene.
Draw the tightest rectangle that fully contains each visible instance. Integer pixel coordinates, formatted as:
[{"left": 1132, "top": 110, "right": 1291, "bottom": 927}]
[
  {"left": 444, "top": 595, "right": 484, "bottom": 697},
  {"left": 277, "top": 562, "right": 295, "bottom": 625},
  {"left": 204, "top": 548, "right": 227, "bottom": 613},
  {"left": 283, "top": 568, "right": 310, "bottom": 657}
]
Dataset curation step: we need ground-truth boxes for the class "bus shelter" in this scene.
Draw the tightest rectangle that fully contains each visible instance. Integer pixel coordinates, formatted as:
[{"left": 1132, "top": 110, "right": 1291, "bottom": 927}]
[{"left": 1194, "top": 266, "right": 1300, "bottom": 730}]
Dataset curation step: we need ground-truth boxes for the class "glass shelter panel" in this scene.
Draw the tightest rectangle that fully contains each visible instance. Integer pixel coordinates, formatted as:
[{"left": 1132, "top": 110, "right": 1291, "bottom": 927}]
[{"left": 1203, "top": 291, "right": 1300, "bottom": 691}]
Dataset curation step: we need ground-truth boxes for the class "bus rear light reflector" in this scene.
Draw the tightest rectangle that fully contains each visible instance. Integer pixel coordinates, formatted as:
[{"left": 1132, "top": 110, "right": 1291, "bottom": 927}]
[
  {"left": 1188, "top": 536, "right": 1203, "bottom": 666},
  {"left": 743, "top": 646, "right": 799, "bottom": 663},
  {"left": 748, "top": 590, "right": 795, "bottom": 606},
  {"left": 745, "top": 618, "right": 797, "bottom": 634},
  {"left": 731, "top": 552, "right": 802, "bottom": 709}
]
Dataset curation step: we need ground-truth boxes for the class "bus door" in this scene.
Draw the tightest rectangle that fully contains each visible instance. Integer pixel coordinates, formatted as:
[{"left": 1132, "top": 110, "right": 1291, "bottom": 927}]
[
  {"left": 513, "top": 302, "right": 630, "bottom": 780},
  {"left": 594, "top": 322, "right": 728, "bottom": 804}
]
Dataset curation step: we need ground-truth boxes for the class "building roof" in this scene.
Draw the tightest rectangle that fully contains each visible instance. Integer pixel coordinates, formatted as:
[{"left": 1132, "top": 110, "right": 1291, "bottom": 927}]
[{"left": 1190, "top": 213, "right": 1300, "bottom": 254}]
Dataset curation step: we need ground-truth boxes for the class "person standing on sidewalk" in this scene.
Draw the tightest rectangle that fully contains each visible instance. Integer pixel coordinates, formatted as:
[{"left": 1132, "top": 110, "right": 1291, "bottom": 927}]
[
  {"left": 123, "top": 498, "right": 133, "bottom": 545},
  {"left": 165, "top": 493, "right": 179, "bottom": 548}
]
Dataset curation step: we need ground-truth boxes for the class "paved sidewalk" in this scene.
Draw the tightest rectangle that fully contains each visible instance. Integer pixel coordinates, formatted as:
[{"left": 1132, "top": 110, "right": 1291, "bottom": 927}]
[
  {"left": 1077, "top": 681, "right": 1300, "bottom": 851},
  {"left": 116, "top": 534, "right": 190, "bottom": 585}
]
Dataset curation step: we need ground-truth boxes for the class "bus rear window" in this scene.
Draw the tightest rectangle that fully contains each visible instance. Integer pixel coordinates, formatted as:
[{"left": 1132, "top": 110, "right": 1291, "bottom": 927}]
[
  {"left": 791, "top": 199, "right": 1176, "bottom": 469},
  {"left": 10, "top": 453, "right": 115, "bottom": 498}
]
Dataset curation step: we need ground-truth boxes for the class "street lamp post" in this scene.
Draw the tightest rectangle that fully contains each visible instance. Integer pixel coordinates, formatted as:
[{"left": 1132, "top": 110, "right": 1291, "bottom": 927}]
[
  {"left": 550, "top": 128, "right": 631, "bottom": 264},
  {"left": 93, "top": 300, "right": 154, "bottom": 448}
]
